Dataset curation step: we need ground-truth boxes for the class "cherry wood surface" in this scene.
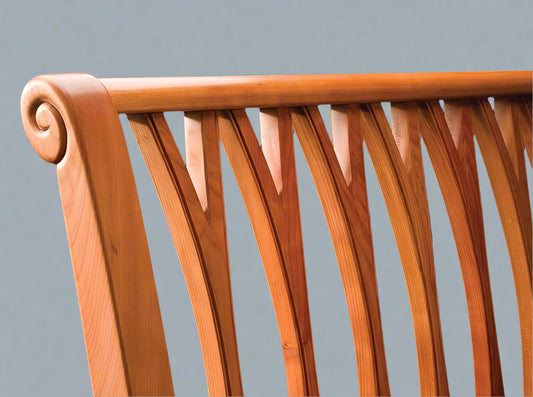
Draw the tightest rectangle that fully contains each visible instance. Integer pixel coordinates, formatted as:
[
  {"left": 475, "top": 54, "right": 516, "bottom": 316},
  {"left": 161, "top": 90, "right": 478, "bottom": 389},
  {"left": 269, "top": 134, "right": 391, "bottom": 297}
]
[
  {"left": 417, "top": 101, "right": 504, "bottom": 395},
  {"left": 216, "top": 108, "right": 319, "bottom": 396},
  {"left": 292, "top": 105, "right": 389, "bottom": 396},
  {"left": 21, "top": 71, "right": 532, "bottom": 396},
  {"left": 100, "top": 71, "right": 531, "bottom": 113},
  {"left": 21, "top": 74, "right": 174, "bottom": 396},
  {"left": 127, "top": 112, "right": 242, "bottom": 396}
]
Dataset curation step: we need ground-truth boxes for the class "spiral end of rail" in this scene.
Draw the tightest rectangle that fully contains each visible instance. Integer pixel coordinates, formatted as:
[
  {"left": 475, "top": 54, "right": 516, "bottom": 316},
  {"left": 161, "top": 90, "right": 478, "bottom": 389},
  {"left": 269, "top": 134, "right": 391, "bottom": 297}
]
[{"left": 21, "top": 78, "right": 68, "bottom": 164}]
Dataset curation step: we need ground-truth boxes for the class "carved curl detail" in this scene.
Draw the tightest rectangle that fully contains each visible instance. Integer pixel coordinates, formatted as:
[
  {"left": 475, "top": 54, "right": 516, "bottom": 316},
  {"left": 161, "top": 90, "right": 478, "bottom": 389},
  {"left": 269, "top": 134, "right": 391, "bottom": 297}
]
[{"left": 21, "top": 78, "right": 68, "bottom": 164}]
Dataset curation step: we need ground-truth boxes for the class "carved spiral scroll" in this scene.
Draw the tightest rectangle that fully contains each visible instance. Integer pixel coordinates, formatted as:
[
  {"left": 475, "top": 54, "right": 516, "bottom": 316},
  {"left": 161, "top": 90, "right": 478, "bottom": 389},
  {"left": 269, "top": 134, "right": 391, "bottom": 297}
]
[{"left": 21, "top": 80, "right": 68, "bottom": 164}]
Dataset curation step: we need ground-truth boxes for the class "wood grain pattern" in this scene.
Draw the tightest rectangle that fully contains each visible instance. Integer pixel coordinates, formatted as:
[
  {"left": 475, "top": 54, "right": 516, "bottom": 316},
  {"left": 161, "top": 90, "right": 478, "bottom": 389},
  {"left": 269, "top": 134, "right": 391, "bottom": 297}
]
[
  {"left": 359, "top": 103, "right": 449, "bottom": 396},
  {"left": 417, "top": 101, "right": 504, "bottom": 396},
  {"left": 127, "top": 112, "right": 243, "bottom": 396},
  {"left": 100, "top": 71, "right": 532, "bottom": 113},
  {"left": 391, "top": 103, "right": 433, "bottom": 249},
  {"left": 21, "top": 72, "right": 533, "bottom": 397},
  {"left": 470, "top": 99, "right": 532, "bottom": 396},
  {"left": 21, "top": 74, "right": 174, "bottom": 396},
  {"left": 517, "top": 98, "right": 532, "bottom": 165},
  {"left": 494, "top": 98, "right": 532, "bottom": 261},
  {"left": 493, "top": 98, "right": 532, "bottom": 397},
  {"left": 390, "top": 102, "right": 450, "bottom": 393},
  {"left": 291, "top": 105, "right": 390, "bottom": 396},
  {"left": 216, "top": 108, "right": 319, "bottom": 396}
]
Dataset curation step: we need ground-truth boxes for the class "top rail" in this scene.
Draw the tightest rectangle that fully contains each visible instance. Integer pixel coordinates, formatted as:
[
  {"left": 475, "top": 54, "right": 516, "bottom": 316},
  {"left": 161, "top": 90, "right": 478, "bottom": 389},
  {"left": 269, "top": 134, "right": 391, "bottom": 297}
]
[{"left": 100, "top": 71, "right": 532, "bottom": 113}]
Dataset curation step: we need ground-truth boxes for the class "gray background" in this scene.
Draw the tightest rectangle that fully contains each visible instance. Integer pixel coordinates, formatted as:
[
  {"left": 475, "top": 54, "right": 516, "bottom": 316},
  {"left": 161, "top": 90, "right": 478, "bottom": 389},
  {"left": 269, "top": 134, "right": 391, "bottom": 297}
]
[{"left": 1, "top": 1, "right": 532, "bottom": 395}]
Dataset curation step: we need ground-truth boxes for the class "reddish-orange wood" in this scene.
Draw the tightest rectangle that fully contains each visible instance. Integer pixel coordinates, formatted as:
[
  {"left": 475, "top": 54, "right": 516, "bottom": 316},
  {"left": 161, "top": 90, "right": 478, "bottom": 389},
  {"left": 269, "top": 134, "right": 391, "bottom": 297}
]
[
  {"left": 516, "top": 98, "right": 532, "bottom": 165},
  {"left": 127, "top": 112, "right": 243, "bottom": 396},
  {"left": 100, "top": 71, "right": 531, "bottom": 113},
  {"left": 494, "top": 98, "right": 532, "bottom": 259},
  {"left": 21, "top": 72, "right": 532, "bottom": 397},
  {"left": 493, "top": 98, "right": 532, "bottom": 397},
  {"left": 390, "top": 102, "right": 450, "bottom": 392},
  {"left": 417, "top": 101, "right": 504, "bottom": 396},
  {"left": 358, "top": 103, "right": 449, "bottom": 396},
  {"left": 20, "top": 74, "right": 174, "bottom": 396},
  {"left": 331, "top": 105, "right": 389, "bottom": 396},
  {"left": 391, "top": 103, "right": 433, "bottom": 246},
  {"left": 470, "top": 100, "right": 532, "bottom": 396},
  {"left": 216, "top": 109, "right": 319, "bottom": 396},
  {"left": 291, "top": 105, "right": 390, "bottom": 396}
]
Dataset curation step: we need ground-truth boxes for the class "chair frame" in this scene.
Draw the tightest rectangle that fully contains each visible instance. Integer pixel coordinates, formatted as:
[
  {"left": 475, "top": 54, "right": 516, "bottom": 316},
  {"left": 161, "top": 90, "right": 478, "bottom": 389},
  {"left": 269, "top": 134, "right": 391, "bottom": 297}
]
[{"left": 21, "top": 71, "right": 532, "bottom": 396}]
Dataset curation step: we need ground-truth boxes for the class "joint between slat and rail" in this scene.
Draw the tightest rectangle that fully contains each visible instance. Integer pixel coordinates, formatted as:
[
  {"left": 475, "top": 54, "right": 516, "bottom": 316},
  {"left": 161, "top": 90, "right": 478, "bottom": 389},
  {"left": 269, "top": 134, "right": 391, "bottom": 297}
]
[{"left": 21, "top": 70, "right": 533, "bottom": 397}]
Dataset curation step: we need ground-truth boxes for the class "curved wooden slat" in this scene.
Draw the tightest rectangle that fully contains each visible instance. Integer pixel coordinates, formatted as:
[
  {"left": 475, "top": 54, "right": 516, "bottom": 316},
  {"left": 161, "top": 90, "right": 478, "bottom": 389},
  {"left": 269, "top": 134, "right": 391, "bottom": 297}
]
[
  {"left": 216, "top": 108, "right": 319, "bottom": 396},
  {"left": 127, "top": 112, "right": 242, "bottom": 396},
  {"left": 358, "top": 103, "right": 449, "bottom": 396},
  {"left": 331, "top": 107, "right": 381, "bottom": 357},
  {"left": 291, "top": 105, "right": 390, "bottom": 396},
  {"left": 391, "top": 103, "right": 434, "bottom": 246},
  {"left": 391, "top": 102, "right": 440, "bottom": 321},
  {"left": 21, "top": 74, "right": 174, "bottom": 396},
  {"left": 417, "top": 101, "right": 504, "bottom": 396},
  {"left": 469, "top": 99, "right": 532, "bottom": 396},
  {"left": 495, "top": 98, "right": 532, "bottom": 175},
  {"left": 493, "top": 97, "right": 532, "bottom": 395},
  {"left": 494, "top": 98, "right": 532, "bottom": 258},
  {"left": 184, "top": 111, "right": 243, "bottom": 395},
  {"left": 515, "top": 98, "right": 532, "bottom": 165},
  {"left": 332, "top": 106, "right": 385, "bottom": 380},
  {"left": 391, "top": 102, "right": 451, "bottom": 391}
]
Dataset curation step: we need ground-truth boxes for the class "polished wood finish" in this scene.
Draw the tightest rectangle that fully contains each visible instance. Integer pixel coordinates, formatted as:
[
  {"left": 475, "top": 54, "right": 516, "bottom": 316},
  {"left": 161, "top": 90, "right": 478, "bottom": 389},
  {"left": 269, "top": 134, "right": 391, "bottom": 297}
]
[
  {"left": 127, "top": 112, "right": 242, "bottom": 396},
  {"left": 417, "top": 101, "right": 504, "bottom": 396},
  {"left": 100, "top": 71, "right": 531, "bottom": 113},
  {"left": 471, "top": 100, "right": 532, "bottom": 396},
  {"left": 20, "top": 74, "right": 173, "bottom": 396},
  {"left": 389, "top": 102, "right": 449, "bottom": 395},
  {"left": 512, "top": 98, "right": 532, "bottom": 165},
  {"left": 21, "top": 72, "right": 532, "bottom": 396},
  {"left": 216, "top": 108, "right": 319, "bottom": 396},
  {"left": 292, "top": 105, "right": 389, "bottom": 396},
  {"left": 360, "top": 103, "right": 449, "bottom": 396},
  {"left": 493, "top": 97, "right": 532, "bottom": 396}
]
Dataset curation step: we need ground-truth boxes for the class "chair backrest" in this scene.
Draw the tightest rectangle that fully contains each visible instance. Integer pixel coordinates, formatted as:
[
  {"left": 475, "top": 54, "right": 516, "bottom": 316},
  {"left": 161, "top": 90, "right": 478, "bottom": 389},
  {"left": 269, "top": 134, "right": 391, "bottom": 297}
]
[{"left": 21, "top": 72, "right": 532, "bottom": 397}]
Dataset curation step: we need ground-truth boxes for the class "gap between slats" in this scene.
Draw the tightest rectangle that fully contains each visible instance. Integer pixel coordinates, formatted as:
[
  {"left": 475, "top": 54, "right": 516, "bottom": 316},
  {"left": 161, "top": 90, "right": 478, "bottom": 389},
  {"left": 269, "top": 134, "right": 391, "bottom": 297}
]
[{"left": 119, "top": 98, "right": 530, "bottom": 396}]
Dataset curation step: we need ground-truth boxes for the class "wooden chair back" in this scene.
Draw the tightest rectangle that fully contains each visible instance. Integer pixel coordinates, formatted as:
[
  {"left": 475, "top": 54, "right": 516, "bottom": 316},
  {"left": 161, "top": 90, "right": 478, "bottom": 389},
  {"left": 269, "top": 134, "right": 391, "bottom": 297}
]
[{"left": 21, "top": 72, "right": 532, "bottom": 396}]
